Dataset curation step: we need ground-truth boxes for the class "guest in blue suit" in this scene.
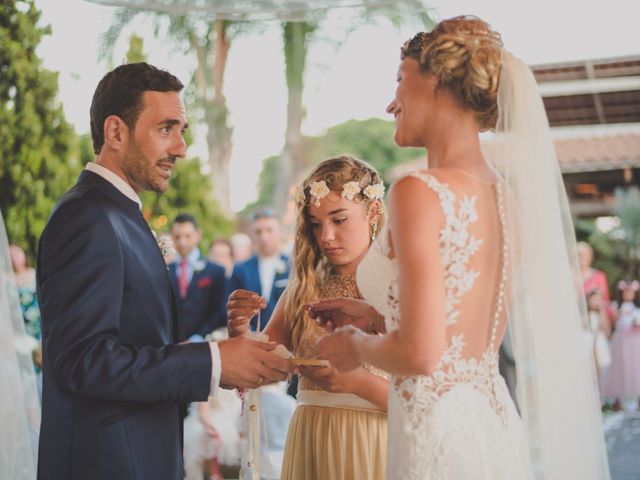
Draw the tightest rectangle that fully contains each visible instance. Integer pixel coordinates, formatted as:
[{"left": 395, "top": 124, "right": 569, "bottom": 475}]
[
  {"left": 36, "top": 63, "right": 293, "bottom": 480},
  {"left": 169, "top": 214, "right": 227, "bottom": 341},
  {"left": 229, "top": 208, "right": 290, "bottom": 330}
]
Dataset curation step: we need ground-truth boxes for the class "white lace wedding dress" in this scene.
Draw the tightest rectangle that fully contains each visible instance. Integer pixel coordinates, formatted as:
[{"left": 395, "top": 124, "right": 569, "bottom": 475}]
[{"left": 357, "top": 171, "right": 534, "bottom": 479}]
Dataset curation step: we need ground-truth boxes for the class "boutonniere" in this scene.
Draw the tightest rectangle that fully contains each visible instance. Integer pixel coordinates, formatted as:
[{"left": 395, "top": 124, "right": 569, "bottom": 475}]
[
  {"left": 151, "top": 229, "right": 176, "bottom": 259},
  {"left": 193, "top": 259, "right": 207, "bottom": 273},
  {"left": 197, "top": 277, "right": 212, "bottom": 289},
  {"left": 276, "top": 258, "right": 288, "bottom": 275}
]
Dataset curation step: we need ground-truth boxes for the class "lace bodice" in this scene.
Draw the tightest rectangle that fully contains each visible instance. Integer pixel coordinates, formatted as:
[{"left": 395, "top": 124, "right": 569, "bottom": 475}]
[{"left": 357, "top": 171, "right": 509, "bottom": 428}]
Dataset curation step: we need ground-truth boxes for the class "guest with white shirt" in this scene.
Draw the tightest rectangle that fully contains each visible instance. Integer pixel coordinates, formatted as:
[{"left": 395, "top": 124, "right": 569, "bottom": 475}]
[{"left": 35, "top": 62, "right": 294, "bottom": 480}]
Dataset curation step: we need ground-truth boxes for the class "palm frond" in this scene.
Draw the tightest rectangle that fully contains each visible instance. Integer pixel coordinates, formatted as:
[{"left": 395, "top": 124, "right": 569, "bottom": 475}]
[{"left": 99, "top": 7, "right": 143, "bottom": 61}]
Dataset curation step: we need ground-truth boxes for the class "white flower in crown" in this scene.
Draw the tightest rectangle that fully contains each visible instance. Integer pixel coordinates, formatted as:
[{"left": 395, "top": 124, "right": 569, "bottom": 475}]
[
  {"left": 341, "top": 181, "right": 361, "bottom": 201},
  {"left": 309, "top": 180, "right": 330, "bottom": 207},
  {"left": 290, "top": 184, "right": 306, "bottom": 205},
  {"left": 363, "top": 182, "right": 385, "bottom": 200}
]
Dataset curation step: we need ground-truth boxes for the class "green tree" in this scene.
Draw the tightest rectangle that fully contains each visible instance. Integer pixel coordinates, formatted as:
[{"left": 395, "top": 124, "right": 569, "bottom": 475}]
[
  {"left": 126, "top": 33, "right": 147, "bottom": 63},
  {"left": 0, "top": 0, "right": 79, "bottom": 259},
  {"left": 312, "top": 118, "right": 422, "bottom": 178},
  {"left": 273, "top": 1, "right": 434, "bottom": 212},
  {"left": 613, "top": 186, "right": 640, "bottom": 279},
  {"left": 252, "top": 117, "right": 422, "bottom": 209}
]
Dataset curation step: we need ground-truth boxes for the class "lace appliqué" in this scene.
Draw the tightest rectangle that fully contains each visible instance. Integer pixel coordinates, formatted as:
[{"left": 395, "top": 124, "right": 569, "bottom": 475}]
[
  {"left": 410, "top": 172, "right": 482, "bottom": 326},
  {"left": 393, "top": 334, "right": 507, "bottom": 427},
  {"left": 385, "top": 173, "right": 508, "bottom": 429}
]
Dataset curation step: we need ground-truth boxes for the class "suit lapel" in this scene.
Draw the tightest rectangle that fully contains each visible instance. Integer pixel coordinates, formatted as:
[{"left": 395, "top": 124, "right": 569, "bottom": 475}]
[
  {"left": 248, "top": 256, "right": 262, "bottom": 296},
  {"left": 269, "top": 255, "right": 290, "bottom": 304}
]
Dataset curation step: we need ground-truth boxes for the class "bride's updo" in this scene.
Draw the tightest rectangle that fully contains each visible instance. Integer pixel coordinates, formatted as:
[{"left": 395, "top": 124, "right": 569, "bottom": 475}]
[{"left": 402, "top": 16, "right": 503, "bottom": 131}]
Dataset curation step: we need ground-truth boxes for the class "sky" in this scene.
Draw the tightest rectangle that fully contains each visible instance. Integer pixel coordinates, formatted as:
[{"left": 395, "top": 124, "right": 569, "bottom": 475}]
[{"left": 35, "top": 0, "right": 639, "bottom": 211}]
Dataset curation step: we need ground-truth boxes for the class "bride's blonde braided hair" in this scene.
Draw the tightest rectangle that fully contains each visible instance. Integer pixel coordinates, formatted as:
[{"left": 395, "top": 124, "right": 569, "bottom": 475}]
[{"left": 402, "top": 15, "right": 503, "bottom": 131}]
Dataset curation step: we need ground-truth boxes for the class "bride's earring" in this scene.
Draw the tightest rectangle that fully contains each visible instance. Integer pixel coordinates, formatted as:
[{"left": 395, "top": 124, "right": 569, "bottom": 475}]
[{"left": 370, "top": 222, "right": 378, "bottom": 241}]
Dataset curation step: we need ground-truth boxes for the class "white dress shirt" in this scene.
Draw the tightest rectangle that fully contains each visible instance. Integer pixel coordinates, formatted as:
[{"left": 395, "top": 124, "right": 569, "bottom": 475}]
[
  {"left": 84, "top": 162, "right": 221, "bottom": 395},
  {"left": 258, "top": 254, "right": 280, "bottom": 301}
]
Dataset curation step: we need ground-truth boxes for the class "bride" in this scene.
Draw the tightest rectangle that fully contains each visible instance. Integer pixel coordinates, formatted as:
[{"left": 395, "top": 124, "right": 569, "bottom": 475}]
[{"left": 312, "top": 15, "right": 610, "bottom": 479}]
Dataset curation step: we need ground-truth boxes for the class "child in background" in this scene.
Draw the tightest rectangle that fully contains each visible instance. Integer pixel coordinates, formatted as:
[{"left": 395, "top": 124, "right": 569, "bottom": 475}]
[{"left": 604, "top": 280, "right": 640, "bottom": 411}]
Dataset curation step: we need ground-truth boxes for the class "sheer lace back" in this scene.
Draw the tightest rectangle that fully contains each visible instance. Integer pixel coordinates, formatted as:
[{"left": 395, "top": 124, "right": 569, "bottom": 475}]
[{"left": 357, "top": 170, "right": 511, "bottom": 429}]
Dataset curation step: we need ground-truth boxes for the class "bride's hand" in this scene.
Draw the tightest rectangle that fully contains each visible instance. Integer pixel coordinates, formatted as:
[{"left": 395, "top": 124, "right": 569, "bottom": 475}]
[
  {"left": 306, "top": 297, "right": 384, "bottom": 333},
  {"left": 316, "top": 325, "right": 365, "bottom": 372},
  {"left": 299, "top": 364, "right": 365, "bottom": 394},
  {"left": 226, "top": 289, "right": 267, "bottom": 337}
]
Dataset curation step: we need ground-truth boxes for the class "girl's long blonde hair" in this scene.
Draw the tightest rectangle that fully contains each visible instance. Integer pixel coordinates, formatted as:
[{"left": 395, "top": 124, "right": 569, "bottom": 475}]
[{"left": 284, "top": 155, "right": 385, "bottom": 345}]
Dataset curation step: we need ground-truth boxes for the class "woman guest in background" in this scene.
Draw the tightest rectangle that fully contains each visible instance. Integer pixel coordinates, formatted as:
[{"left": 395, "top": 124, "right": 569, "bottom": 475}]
[
  {"left": 578, "top": 241, "right": 612, "bottom": 301},
  {"left": 10, "top": 244, "right": 42, "bottom": 373},
  {"left": 227, "top": 155, "right": 388, "bottom": 480}
]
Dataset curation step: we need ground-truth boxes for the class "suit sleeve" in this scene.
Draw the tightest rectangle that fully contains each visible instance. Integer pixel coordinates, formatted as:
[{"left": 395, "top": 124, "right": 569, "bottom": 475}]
[{"left": 37, "top": 199, "right": 212, "bottom": 404}]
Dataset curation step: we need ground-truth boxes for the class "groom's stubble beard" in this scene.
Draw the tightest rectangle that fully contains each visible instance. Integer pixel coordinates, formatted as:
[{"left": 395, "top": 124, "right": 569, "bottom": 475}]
[{"left": 123, "top": 137, "right": 176, "bottom": 194}]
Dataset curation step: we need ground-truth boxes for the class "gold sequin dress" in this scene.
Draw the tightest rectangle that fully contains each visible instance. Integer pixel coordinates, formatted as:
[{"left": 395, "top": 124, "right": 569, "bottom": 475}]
[{"left": 280, "top": 274, "right": 388, "bottom": 480}]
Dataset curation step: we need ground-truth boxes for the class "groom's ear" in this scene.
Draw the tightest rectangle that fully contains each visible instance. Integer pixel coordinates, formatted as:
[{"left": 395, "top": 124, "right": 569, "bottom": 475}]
[{"left": 103, "top": 115, "right": 130, "bottom": 152}]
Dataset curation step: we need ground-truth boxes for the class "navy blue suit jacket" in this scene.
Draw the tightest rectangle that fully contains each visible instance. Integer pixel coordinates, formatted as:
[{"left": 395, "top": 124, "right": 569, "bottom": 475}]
[
  {"left": 229, "top": 254, "right": 290, "bottom": 330},
  {"left": 36, "top": 171, "right": 212, "bottom": 480},
  {"left": 168, "top": 256, "right": 227, "bottom": 339}
]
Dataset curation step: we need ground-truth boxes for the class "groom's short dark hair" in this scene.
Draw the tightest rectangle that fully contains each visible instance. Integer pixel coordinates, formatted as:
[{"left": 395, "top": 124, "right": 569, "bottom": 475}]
[{"left": 90, "top": 62, "right": 184, "bottom": 154}]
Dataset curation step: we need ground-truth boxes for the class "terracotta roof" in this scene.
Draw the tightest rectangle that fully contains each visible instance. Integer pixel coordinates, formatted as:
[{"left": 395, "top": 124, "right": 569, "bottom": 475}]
[{"left": 554, "top": 133, "right": 640, "bottom": 172}]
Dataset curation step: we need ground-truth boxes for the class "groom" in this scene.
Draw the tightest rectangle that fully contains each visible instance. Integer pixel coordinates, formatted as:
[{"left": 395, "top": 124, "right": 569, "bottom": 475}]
[{"left": 36, "top": 63, "right": 294, "bottom": 480}]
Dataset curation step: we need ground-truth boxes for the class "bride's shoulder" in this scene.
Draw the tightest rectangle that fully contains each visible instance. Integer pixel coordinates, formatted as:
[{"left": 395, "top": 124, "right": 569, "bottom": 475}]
[
  {"left": 390, "top": 169, "right": 453, "bottom": 199},
  {"left": 388, "top": 171, "right": 448, "bottom": 218}
]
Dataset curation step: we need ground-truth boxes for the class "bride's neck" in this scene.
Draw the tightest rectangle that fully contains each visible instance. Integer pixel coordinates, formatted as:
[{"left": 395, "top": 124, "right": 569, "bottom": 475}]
[{"left": 423, "top": 114, "right": 482, "bottom": 170}]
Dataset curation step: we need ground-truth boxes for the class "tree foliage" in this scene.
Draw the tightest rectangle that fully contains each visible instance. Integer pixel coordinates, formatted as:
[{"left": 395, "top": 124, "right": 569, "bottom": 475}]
[
  {"left": 311, "top": 118, "right": 422, "bottom": 178},
  {"left": 575, "top": 186, "right": 640, "bottom": 292},
  {"left": 613, "top": 186, "right": 640, "bottom": 279},
  {"left": 0, "top": 0, "right": 79, "bottom": 259},
  {"left": 251, "top": 117, "right": 422, "bottom": 210}
]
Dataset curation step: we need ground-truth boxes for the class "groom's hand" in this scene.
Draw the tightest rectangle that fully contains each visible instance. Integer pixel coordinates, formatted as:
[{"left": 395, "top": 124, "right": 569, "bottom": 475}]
[{"left": 217, "top": 336, "right": 295, "bottom": 389}]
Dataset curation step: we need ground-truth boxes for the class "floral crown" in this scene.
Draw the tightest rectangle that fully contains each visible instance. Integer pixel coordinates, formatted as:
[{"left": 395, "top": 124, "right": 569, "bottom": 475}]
[{"left": 291, "top": 179, "right": 385, "bottom": 208}]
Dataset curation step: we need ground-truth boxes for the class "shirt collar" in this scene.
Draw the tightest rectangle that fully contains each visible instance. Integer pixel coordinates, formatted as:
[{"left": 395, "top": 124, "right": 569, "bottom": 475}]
[
  {"left": 85, "top": 162, "right": 142, "bottom": 209},
  {"left": 176, "top": 248, "right": 201, "bottom": 265}
]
